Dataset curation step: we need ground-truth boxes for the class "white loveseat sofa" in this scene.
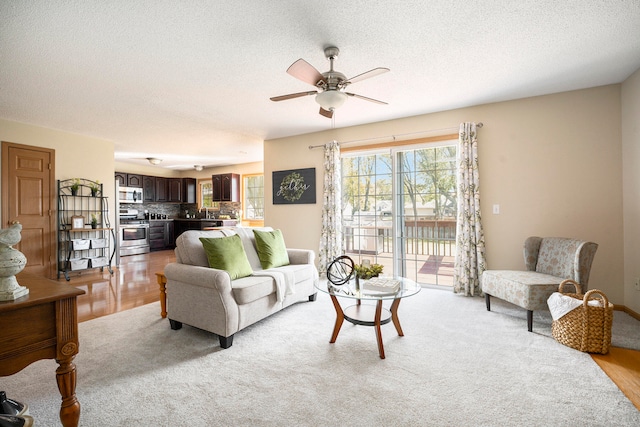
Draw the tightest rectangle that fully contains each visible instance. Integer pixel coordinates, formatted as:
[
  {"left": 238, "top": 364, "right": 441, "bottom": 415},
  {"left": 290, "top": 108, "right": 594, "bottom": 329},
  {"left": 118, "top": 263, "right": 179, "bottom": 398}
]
[{"left": 163, "top": 227, "right": 318, "bottom": 348}]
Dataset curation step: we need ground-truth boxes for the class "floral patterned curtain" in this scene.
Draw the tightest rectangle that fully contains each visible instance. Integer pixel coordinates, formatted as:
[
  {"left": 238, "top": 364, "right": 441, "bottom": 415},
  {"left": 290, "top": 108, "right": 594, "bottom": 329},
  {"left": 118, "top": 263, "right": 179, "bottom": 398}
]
[
  {"left": 318, "top": 141, "right": 343, "bottom": 276},
  {"left": 453, "top": 123, "right": 486, "bottom": 296}
]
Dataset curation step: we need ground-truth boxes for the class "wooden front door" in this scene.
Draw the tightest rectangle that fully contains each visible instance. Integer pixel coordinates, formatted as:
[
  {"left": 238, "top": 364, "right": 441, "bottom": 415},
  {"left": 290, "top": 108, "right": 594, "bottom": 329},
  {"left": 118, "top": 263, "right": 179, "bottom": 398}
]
[{"left": 1, "top": 141, "right": 56, "bottom": 279}]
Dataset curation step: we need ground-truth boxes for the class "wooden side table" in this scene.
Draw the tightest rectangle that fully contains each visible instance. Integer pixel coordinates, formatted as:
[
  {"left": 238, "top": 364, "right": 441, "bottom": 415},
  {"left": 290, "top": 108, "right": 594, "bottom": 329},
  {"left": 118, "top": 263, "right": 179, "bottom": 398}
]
[
  {"left": 0, "top": 272, "right": 85, "bottom": 427},
  {"left": 155, "top": 271, "right": 167, "bottom": 318}
]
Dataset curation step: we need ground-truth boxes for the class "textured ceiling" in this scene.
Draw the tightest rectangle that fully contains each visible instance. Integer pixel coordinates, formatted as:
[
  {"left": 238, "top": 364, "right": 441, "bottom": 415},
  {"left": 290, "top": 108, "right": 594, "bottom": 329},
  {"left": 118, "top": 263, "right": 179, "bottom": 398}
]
[{"left": 1, "top": 1, "right": 640, "bottom": 170}]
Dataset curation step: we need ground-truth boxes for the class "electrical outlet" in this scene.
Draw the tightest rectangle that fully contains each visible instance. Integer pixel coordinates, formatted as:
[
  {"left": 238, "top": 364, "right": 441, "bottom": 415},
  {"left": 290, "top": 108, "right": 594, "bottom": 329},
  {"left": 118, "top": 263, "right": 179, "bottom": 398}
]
[{"left": 492, "top": 204, "right": 500, "bottom": 214}]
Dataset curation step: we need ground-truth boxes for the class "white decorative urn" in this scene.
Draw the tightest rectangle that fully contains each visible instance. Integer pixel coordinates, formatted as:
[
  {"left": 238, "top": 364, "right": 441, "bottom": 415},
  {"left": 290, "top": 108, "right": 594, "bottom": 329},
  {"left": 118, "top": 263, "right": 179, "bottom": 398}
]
[{"left": 0, "top": 223, "right": 29, "bottom": 301}]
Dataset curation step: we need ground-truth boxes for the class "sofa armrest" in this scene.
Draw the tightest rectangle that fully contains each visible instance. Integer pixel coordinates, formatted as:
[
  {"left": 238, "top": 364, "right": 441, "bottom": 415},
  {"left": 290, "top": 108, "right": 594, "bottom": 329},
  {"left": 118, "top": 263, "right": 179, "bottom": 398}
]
[
  {"left": 287, "top": 248, "right": 315, "bottom": 265},
  {"left": 164, "top": 262, "right": 233, "bottom": 293}
]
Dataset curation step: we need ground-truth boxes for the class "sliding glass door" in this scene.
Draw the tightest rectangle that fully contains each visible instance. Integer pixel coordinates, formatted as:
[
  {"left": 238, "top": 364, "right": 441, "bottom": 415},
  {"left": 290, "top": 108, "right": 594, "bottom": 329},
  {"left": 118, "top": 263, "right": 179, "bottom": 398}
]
[{"left": 341, "top": 141, "right": 457, "bottom": 286}]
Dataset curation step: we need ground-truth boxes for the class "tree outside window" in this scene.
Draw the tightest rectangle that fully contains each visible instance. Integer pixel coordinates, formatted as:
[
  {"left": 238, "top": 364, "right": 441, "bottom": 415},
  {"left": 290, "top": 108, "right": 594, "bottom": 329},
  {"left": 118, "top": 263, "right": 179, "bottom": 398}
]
[
  {"left": 200, "top": 181, "right": 213, "bottom": 208},
  {"left": 243, "top": 174, "right": 264, "bottom": 220}
]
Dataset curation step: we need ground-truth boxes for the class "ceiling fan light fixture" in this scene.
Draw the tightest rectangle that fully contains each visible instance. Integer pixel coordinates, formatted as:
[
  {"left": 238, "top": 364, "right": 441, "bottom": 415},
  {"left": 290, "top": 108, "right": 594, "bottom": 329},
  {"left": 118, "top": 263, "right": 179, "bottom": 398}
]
[
  {"left": 147, "top": 157, "right": 162, "bottom": 165},
  {"left": 315, "top": 90, "right": 347, "bottom": 111},
  {"left": 194, "top": 165, "right": 203, "bottom": 171}
]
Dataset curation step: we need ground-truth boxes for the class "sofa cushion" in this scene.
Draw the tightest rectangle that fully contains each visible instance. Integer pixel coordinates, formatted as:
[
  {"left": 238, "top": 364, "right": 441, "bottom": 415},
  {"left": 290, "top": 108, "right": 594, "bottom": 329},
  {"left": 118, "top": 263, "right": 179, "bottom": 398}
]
[
  {"left": 253, "top": 229, "right": 290, "bottom": 269},
  {"left": 176, "top": 229, "right": 236, "bottom": 267},
  {"left": 234, "top": 227, "right": 266, "bottom": 270},
  {"left": 272, "top": 263, "right": 317, "bottom": 284},
  {"left": 482, "top": 270, "right": 563, "bottom": 311},
  {"left": 231, "top": 275, "right": 276, "bottom": 305},
  {"left": 200, "top": 235, "right": 253, "bottom": 280},
  {"left": 536, "top": 238, "right": 580, "bottom": 278}
]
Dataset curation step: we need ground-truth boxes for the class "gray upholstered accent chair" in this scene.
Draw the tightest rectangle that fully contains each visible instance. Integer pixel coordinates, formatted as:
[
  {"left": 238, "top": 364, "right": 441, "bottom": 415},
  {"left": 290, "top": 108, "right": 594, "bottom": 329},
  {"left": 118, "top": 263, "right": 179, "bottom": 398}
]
[{"left": 481, "top": 236, "right": 598, "bottom": 332}]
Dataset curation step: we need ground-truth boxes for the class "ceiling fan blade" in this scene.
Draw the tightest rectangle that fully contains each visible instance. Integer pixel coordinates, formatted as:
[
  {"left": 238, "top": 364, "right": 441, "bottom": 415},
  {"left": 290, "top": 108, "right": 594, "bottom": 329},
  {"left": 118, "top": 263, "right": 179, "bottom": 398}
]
[
  {"left": 287, "top": 59, "right": 326, "bottom": 87},
  {"left": 319, "top": 107, "right": 333, "bottom": 119},
  {"left": 345, "top": 92, "right": 388, "bottom": 105},
  {"left": 343, "top": 67, "right": 390, "bottom": 85},
  {"left": 270, "top": 91, "right": 317, "bottom": 102}
]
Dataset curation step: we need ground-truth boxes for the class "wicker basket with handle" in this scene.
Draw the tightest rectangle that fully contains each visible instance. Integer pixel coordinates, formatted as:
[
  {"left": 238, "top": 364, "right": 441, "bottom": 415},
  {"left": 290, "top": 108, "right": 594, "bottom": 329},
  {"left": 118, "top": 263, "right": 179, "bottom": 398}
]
[{"left": 551, "top": 279, "right": 613, "bottom": 354}]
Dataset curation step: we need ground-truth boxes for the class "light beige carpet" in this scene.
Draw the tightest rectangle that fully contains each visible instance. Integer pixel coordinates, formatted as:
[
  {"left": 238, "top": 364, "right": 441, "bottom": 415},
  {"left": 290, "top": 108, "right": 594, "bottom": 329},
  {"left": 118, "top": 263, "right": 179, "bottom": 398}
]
[{"left": 3, "top": 286, "right": 640, "bottom": 426}]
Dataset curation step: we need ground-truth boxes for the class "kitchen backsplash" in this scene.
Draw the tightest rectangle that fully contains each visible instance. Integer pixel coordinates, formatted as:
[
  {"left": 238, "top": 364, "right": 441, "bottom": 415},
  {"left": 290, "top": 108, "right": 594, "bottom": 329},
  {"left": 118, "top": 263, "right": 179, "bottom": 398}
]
[{"left": 120, "top": 201, "right": 241, "bottom": 219}]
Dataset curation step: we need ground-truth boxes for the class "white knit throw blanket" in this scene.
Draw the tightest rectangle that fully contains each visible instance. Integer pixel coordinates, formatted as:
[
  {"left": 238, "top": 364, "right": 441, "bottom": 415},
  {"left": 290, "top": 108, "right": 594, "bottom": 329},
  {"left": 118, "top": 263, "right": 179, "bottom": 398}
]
[
  {"left": 252, "top": 269, "right": 295, "bottom": 302},
  {"left": 547, "top": 292, "right": 602, "bottom": 321}
]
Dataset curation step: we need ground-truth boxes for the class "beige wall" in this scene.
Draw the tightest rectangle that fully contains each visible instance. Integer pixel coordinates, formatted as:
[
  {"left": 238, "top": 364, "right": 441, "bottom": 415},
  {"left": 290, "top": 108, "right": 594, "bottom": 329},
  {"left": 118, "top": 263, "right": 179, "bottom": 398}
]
[
  {"left": 265, "top": 85, "right": 628, "bottom": 304},
  {"left": 1, "top": 118, "right": 117, "bottom": 228},
  {"left": 1, "top": 81, "right": 635, "bottom": 308},
  {"left": 622, "top": 68, "right": 640, "bottom": 313},
  {"left": 0, "top": 117, "right": 264, "bottom": 229}
]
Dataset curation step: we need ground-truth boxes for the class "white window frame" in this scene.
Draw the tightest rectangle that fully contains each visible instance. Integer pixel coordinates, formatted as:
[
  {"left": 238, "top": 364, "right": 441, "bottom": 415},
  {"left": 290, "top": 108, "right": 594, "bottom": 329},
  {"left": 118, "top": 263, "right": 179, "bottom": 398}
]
[{"left": 243, "top": 174, "right": 264, "bottom": 220}]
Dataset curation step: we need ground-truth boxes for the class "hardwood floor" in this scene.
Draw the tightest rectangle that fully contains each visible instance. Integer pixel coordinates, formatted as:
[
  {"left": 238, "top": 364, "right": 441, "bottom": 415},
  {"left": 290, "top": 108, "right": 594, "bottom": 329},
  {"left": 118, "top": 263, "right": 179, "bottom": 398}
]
[
  {"left": 593, "top": 347, "right": 640, "bottom": 410},
  {"left": 66, "top": 250, "right": 175, "bottom": 323},
  {"left": 63, "top": 250, "right": 640, "bottom": 410}
]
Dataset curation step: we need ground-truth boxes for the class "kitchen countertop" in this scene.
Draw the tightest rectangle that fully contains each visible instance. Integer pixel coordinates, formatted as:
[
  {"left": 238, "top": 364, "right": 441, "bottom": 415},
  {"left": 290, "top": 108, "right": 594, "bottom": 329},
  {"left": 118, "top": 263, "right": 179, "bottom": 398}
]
[{"left": 171, "top": 218, "right": 237, "bottom": 222}]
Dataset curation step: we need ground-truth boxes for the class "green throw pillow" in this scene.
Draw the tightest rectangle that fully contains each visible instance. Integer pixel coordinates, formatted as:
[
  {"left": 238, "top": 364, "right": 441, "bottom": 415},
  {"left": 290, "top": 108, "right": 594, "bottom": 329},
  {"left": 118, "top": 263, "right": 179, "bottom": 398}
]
[
  {"left": 253, "top": 229, "right": 290, "bottom": 269},
  {"left": 199, "top": 235, "right": 253, "bottom": 280}
]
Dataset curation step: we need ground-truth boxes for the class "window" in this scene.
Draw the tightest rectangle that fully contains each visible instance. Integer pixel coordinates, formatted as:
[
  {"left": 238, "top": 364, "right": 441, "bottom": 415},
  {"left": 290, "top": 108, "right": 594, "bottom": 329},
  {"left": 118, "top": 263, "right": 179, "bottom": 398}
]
[
  {"left": 199, "top": 180, "right": 213, "bottom": 208},
  {"left": 342, "top": 150, "right": 393, "bottom": 279},
  {"left": 243, "top": 174, "right": 264, "bottom": 220},
  {"left": 341, "top": 139, "right": 457, "bottom": 286}
]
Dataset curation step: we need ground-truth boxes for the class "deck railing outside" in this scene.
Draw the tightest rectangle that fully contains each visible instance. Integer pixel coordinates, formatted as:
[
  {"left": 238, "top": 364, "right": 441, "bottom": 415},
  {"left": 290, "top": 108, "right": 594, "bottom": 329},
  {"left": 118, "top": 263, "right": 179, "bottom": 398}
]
[{"left": 344, "top": 219, "right": 457, "bottom": 286}]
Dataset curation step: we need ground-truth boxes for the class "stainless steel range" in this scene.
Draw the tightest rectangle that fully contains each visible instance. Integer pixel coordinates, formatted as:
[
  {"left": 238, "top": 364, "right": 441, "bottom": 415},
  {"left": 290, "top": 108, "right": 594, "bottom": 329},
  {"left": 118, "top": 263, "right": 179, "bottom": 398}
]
[{"left": 119, "top": 209, "right": 150, "bottom": 256}]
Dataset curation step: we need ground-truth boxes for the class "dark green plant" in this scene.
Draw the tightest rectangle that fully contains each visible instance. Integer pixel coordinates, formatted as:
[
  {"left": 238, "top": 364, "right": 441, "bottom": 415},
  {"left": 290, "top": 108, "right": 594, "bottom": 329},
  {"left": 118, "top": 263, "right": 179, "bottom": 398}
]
[
  {"left": 70, "top": 178, "right": 81, "bottom": 192},
  {"left": 89, "top": 180, "right": 100, "bottom": 195}
]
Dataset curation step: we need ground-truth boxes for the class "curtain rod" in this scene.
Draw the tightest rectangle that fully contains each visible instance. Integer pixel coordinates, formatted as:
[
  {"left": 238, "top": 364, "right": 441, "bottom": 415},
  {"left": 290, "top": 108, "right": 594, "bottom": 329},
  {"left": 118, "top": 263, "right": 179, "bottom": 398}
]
[{"left": 308, "top": 122, "right": 483, "bottom": 149}]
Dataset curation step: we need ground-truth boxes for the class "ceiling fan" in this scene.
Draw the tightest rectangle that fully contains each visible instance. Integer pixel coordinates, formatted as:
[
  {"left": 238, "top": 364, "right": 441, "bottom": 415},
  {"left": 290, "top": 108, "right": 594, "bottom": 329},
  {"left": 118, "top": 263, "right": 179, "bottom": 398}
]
[{"left": 270, "top": 46, "right": 390, "bottom": 119}]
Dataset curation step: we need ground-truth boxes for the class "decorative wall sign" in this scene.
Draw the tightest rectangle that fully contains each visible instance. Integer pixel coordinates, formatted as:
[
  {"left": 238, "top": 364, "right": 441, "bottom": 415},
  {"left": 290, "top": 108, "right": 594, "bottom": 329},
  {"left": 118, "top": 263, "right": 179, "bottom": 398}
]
[{"left": 272, "top": 168, "right": 316, "bottom": 204}]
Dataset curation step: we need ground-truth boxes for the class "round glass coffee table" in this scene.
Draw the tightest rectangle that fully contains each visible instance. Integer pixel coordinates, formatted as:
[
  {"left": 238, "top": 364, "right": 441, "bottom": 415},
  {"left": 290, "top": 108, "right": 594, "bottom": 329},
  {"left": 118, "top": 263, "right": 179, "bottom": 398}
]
[{"left": 315, "top": 277, "right": 421, "bottom": 359}]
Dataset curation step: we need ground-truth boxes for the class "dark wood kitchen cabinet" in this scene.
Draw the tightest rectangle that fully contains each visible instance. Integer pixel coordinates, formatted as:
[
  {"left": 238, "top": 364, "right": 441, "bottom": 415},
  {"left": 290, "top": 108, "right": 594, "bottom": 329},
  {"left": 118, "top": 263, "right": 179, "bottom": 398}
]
[
  {"left": 115, "top": 172, "right": 143, "bottom": 188},
  {"left": 143, "top": 176, "right": 155, "bottom": 202},
  {"left": 167, "top": 178, "right": 182, "bottom": 202},
  {"left": 212, "top": 173, "right": 240, "bottom": 202},
  {"left": 149, "top": 220, "right": 175, "bottom": 251},
  {"left": 182, "top": 178, "right": 196, "bottom": 203},
  {"left": 155, "top": 177, "right": 168, "bottom": 202},
  {"left": 127, "top": 174, "right": 143, "bottom": 188},
  {"left": 119, "top": 174, "right": 197, "bottom": 204},
  {"left": 115, "top": 172, "right": 126, "bottom": 187}
]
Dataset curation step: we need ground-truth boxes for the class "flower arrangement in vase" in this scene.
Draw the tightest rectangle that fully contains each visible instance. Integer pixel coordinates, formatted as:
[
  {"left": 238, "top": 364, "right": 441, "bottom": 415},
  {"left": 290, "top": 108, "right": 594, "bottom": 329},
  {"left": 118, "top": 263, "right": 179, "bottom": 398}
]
[
  {"left": 354, "top": 263, "right": 384, "bottom": 279},
  {"left": 353, "top": 262, "right": 384, "bottom": 291}
]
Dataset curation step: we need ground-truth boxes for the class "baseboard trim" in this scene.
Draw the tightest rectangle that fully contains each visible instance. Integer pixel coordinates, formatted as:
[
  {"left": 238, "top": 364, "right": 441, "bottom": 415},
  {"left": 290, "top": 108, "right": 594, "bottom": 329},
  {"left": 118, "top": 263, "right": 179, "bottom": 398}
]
[
  {"left": 623, "top": 306, "right": 640, "bottom": 321},
  {"left": 614, "top": 304, "right": 640, "bottom": 321}
]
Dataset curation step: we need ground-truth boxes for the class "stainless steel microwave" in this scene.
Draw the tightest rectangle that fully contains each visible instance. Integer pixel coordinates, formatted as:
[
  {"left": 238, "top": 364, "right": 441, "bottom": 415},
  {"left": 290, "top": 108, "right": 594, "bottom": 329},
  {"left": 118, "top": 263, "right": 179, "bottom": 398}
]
[{"left": 118, "top": 186, "right": 143, "bottom": 204}]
